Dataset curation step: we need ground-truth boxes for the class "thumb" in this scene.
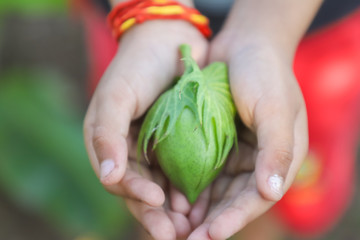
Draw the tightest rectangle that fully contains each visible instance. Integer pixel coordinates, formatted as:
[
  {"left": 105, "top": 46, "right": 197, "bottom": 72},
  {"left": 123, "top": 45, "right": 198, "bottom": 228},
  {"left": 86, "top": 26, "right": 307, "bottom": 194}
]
[
  {"left": 254, "top": 101, "right": 297, "bottom": 201},
  {"left": 83, "top": 42, "right": 181, "bottom": 185},
  {"left": 84, "top": 79, "right": 135, "bottom": 185}
]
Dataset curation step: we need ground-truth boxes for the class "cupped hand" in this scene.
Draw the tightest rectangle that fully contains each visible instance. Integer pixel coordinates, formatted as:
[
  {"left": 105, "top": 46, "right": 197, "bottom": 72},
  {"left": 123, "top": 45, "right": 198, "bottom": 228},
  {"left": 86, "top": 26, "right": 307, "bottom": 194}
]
[
  {"left": 187, "top": 35, "right": 308, "bottom": 240},
  {"left": 83, "top": 20, "right": 208, "bottom": 240}
]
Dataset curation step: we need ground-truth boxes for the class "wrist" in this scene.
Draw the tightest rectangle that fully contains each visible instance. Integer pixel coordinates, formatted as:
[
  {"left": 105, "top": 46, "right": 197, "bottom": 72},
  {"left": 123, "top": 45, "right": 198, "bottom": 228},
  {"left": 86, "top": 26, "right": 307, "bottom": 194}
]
[
  {"left": 120, "top": 19, "right": 205, "bottom": 45},
  {"left": 107, "top": 0, "right": 210, "bottom": 41},
  {"left": 212, "top": 29, "right": 296, "bottom": 66},
  {"left": 118, "top": 20, "right": 208, "bottom": 72},
  {"left": 213, "top": 0, "right": 322, "bottom": 63}
]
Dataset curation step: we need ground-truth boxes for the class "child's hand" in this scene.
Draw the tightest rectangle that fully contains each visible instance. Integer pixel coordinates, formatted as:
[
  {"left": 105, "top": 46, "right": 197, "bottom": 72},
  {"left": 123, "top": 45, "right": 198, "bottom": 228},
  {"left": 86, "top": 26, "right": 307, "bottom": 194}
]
[
  {"left": 186, "top": 0, "right": 322, "bottom": 237},
  {"left": 83, "top": 20, "right": 208, "bottom": 239},
  {"left": 187, "top": 36, "right": 308, "bottom": 240}
]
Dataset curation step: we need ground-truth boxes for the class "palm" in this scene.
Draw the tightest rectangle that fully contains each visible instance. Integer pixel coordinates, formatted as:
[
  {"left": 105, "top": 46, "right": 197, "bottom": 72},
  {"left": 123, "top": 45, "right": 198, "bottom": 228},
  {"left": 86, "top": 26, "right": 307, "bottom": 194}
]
[
  {"left": 186, "top": 43, "right": 308, "bottom": 240},
  {"left": 186, "top": 120, "right": 262, "bottom": 226},
  {"left": 211, "top": 120, "right": 258, "bottom": 203}
]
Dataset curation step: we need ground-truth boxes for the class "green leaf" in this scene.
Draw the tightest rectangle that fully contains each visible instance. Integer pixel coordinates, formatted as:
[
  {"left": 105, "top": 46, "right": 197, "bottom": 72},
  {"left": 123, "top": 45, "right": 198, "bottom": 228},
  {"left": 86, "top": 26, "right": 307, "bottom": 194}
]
[
  {"left": 138, "top": 81, "right": 200, "bottom": 162},
  {"left": 138, "top": 44, "right": 203, "bottom": 161},
  {"left": 198, "top": 62, "right": 237, "bottom": 168}
]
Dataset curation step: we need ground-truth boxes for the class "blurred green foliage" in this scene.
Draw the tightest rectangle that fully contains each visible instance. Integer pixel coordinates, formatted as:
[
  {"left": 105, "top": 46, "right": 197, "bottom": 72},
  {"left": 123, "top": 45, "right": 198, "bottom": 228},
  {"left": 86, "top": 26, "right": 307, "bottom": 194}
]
[
  {"left": 0, "top": 70, "right": 132, "bottom": 239},
  {"left": 0, "top": 0, "right": 67, "bottom": 15}
]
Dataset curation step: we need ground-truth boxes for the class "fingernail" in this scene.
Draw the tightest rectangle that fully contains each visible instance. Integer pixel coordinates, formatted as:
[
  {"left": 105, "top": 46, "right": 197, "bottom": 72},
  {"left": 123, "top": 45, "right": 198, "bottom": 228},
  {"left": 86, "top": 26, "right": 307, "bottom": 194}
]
[
  {"left": 100, "top": 159, "right": 115, "bottom": 180},
  {"left": 268, "top": 174, "right": 284, "bottom": 200}
]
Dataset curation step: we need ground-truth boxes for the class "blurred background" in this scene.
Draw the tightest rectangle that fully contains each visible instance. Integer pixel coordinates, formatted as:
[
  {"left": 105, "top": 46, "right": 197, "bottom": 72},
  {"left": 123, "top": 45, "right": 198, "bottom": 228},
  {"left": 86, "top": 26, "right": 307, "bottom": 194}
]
[
  {"left": 0, "top": 0, "right": 136, "bottom": 239},
  {"left": 0, "top": 0, "right": 359, "bottom": 239}
]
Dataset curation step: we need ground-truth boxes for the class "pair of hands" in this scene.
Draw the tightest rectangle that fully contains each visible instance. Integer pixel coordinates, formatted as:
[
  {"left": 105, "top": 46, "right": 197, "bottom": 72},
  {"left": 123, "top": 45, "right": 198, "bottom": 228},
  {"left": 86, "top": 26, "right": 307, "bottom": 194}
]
[{"left": 84, "top": 20, "right": 308, "bottom": 240}]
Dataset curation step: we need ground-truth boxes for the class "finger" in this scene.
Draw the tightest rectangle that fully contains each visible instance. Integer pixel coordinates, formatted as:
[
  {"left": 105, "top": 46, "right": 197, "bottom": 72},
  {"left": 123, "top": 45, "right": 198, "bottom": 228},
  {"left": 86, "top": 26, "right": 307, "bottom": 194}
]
[
  {"left": 187, "top": 174, "right": 251, "bottom": 240},
  {"left": 168, "top": 211, "right": 192, "bottom": 239},
  {"left": 208, "top": 177, "right": 274, "bottom": 240},
  {"left": 186, "top": 223, "right": 212, "bottom": 240},
  {"left": 126, "top": 118, "right": 143, "bottom": 161},
  {"left": 210, "top": 175, "right": 232, "bottom": 204},
  {"left": 253, "top": 100, "right": 297, "bottom": 201},
  {"left": 170, "top": 185, "right": 191, "bottom": 215},
  {"left": 188, "top": 186, "right": 211, "bottom": 228},
  {"left": 211, "top": 173, "right": 251, "bottom": 219},
  {"left": 84, "top": 81, "right": 135, "bottom": 186},
  {"left": 106, "top": 168, "right": 165, "bottom": 206},
  {"left": 126, "top": 199, "right": 176, "bottom": 240},
  {"left": 285, "top": 108, "right": 309, "bottom": 184}
]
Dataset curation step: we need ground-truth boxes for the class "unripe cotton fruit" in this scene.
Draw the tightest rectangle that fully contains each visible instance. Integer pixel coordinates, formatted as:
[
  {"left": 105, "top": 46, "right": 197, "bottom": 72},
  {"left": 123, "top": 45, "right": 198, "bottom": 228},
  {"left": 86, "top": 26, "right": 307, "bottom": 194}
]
[
  {"left": 155, "top": 108, "right": 222, "bottom": 203},
  {"left": 138, "top": 44, "right": 236, "bottom": 203}
]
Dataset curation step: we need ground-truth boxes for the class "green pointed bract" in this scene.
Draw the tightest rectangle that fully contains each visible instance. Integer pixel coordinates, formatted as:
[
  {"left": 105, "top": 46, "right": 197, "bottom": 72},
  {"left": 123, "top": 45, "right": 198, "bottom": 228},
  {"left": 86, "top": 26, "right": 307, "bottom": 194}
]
[{"left": 137, "top": 44, "right": 237, "bottom": 203}]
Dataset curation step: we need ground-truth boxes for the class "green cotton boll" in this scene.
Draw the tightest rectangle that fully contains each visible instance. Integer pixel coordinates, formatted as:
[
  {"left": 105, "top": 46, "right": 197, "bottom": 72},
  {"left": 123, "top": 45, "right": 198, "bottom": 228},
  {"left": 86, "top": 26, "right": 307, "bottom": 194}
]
[
  {"left": 155, "top": 108, "right": 222, "bottom": 203},
  {"left": 138, "top": 44, "right": 237, "bottom": 204}
]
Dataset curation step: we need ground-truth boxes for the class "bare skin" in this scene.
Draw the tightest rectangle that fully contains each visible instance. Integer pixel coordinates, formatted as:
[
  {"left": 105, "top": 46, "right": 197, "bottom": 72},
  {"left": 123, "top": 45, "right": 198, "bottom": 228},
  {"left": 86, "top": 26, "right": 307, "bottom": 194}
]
[{"left": 84, "top": 0, "right": 323, "bottom": 239}]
